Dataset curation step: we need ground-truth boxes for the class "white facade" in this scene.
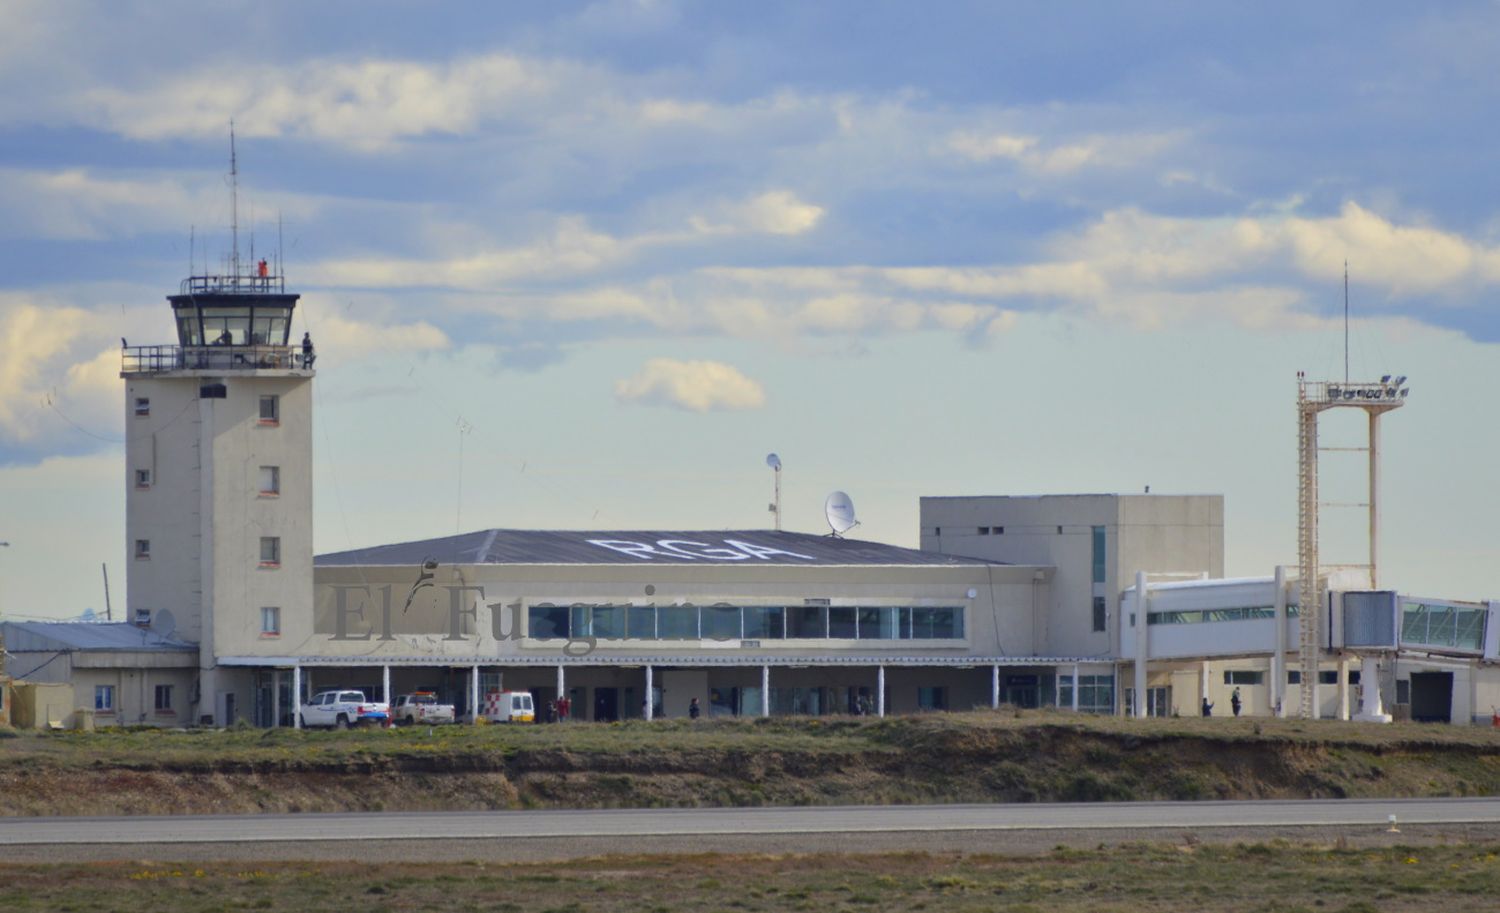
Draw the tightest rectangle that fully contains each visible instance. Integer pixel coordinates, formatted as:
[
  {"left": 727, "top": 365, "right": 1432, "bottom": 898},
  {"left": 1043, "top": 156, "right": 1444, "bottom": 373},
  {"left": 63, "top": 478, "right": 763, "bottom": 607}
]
[
  {"left": 121, "top": 275, "right": 314, "bottom": 726},
  {"left": 920, "top": 494, "right": 1224, "bottom": 658}
]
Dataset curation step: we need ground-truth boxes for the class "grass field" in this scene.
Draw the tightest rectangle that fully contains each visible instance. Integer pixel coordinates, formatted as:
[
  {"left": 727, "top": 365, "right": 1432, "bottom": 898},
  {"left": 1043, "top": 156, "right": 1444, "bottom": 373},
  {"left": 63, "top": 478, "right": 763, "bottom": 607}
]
[
  {"left": 4, "top": 711, "right": 1500, "bottom": 815},
  {"left": 4, "top": 842, "right": 1499, "bottom": 912}
]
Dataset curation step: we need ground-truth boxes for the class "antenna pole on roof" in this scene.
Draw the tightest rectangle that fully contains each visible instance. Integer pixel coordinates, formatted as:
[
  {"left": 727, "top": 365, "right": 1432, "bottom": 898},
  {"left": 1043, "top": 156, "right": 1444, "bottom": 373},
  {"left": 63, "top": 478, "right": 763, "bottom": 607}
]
[
  {"left": 1343, "top": 260, "right": 1349, "bottom": 384},
  {"left": 101, "top": 562, "right": 113, "bottom": 622},
  {"left": 229, "top": 120, "right": 240, "bottom": 279}
]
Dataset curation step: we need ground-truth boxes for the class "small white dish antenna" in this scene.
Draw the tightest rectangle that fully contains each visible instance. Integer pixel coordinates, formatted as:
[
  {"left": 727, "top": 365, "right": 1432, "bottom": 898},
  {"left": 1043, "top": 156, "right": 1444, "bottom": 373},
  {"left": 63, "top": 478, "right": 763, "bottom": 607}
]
[
  {"left": 766, "top": 453, "right": 781, "bottom": 470},
  {"left": 824, "top": 491, "right": 858, "bottom": 537},
  {"left": 152, "top": 608, "right": 177, "bottom": 640}
]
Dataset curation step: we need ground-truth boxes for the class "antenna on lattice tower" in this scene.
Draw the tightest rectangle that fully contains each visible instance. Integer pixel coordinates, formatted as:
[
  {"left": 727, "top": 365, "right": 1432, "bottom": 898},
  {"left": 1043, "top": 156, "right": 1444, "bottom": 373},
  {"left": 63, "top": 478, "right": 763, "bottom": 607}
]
[{"left": 1343, "top": 260, "right": 1349, "bottom": 384}]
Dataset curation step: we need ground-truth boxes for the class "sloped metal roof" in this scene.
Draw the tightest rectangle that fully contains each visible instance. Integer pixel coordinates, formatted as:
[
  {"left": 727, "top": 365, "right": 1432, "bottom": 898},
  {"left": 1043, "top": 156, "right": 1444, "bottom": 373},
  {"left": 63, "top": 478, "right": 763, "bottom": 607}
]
[
  {"left": 316, "top": 529, "right": 1005, "bottom": 569},
  {"left": 1, "top": 621, "right": 197, "bottom": 652}
]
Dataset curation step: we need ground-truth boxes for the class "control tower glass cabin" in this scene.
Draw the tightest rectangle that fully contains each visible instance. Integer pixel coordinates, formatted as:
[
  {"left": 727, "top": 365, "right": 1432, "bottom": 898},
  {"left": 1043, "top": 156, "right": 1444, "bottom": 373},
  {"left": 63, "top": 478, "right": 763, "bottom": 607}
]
[{"left": 123, "top": 264, "right": 307, "bottom": 373}]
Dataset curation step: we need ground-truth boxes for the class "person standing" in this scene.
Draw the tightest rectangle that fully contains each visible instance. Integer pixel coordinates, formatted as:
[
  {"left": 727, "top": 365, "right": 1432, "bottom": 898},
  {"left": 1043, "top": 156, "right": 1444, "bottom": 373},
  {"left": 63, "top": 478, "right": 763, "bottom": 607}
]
[
  {"left": 301, "top": 331, "right": 315, "bottom": 368},
  {"left": 1201, "top": 697, "right": 1214, "bottom": 717},
  {"left": 1231, "top": 688, "right": 1243, "bottom": 717},
  {"left": 688, "top": 697, "right": 701, "bottom": 720}
]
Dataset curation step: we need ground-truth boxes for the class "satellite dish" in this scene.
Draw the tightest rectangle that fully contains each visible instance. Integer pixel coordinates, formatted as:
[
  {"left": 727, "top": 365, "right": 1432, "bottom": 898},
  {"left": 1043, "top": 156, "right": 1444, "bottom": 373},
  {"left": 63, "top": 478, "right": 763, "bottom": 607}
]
[
  {"left": 152, "top": 608, "right": 177, "bottom": 640},
  {"left": 766, "top": 453, "right": 781, "bottom": 471},
  {"left": 824, "top": 491, "right": 858, "bottom": 536}
]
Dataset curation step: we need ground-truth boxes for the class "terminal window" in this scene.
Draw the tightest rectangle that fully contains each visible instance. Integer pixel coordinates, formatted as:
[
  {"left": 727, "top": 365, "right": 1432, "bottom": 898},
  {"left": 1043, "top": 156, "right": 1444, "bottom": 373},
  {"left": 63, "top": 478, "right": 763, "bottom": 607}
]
[
  {"left": 95, "top": 685, "right": 115, "bottom": 713},
  {"left": 154, "top": 685, "right": 173, "bottom": 713},
  {"left": 261, "top": 606, "right": 281, "bottom": 636}
]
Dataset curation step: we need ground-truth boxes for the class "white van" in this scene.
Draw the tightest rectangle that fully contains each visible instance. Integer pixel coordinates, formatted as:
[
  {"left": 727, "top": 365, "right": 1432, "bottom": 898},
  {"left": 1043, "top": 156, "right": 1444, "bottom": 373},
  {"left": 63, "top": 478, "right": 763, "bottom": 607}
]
[{"left": 480, "top": 690, "right": 535, "bottom": 723}]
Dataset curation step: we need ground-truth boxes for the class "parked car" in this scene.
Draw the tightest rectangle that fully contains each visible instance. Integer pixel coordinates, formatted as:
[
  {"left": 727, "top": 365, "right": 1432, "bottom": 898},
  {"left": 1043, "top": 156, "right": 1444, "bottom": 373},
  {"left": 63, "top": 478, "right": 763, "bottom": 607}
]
[
  {"left": 392, "top": 692, "right": 456, "bottom": 726},
  {"left": 299, "top": 690, "right": 390, "bottom": 729}
]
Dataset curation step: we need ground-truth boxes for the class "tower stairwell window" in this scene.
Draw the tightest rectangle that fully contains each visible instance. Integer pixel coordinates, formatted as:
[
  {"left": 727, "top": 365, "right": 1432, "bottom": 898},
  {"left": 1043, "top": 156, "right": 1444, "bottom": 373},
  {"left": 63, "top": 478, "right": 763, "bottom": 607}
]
[
  {"left": 259, "top": 536, "right": 281, "bottom": 567},
  {"left": 259, "top": 466, "right": 280, "bottom": 497},
  {"left": 259, "top": 394, "right": 279, "bottom": 424}
]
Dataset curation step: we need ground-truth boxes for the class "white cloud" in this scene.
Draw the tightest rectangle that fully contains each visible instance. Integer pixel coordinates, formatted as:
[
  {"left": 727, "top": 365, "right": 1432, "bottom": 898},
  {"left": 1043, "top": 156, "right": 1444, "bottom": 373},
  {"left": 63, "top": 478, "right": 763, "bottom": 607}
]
[
  {"left": 0, "top": 166, "right": 321, "bottom": 241},
  {"left": 947, "top": 130, "right": 1181, "bottom": 175},
  {"left": 303, "top": 311, "right": 450, "bottom": 364},
  {"left": 613, "top": 358, "right": 766, "bottom": 412},
  {"left": 78, "top": 53, "right": 566, "bottom": 149},
  {"left": 690, "top": 190, "right": 825, "bottom": 236},
  {"left": 0, "top": 297, "right": 121, "bottom": 450}
]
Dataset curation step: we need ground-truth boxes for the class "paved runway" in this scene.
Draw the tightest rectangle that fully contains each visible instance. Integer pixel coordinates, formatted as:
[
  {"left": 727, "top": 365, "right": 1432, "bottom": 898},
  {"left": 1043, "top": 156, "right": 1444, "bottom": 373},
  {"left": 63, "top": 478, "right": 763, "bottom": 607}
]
[{"left": 4, "top": 797, "right": 1498, "bottom": 846}]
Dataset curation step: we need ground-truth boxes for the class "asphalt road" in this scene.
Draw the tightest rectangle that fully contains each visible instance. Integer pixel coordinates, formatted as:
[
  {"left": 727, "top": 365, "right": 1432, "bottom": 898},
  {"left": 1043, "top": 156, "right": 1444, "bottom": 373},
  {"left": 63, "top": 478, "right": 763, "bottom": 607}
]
[{"left": 4, "top": 797, "right": 1499, "bottom": 846}]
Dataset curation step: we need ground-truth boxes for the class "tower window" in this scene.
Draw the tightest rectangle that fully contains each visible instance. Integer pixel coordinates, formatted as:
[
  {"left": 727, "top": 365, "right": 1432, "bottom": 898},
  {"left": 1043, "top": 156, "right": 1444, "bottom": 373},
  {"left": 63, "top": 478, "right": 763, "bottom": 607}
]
[
  {"left": 135, "top": 469, "right": 152, "bottom": 489},
  {"left": 134, "top": 397, "right": 150, "bottom": 416},
  {"left": 259, "top": 395, "right": 280, "bottom": 424},
  {"left": 261, "top": 606, "right": 281, "bottom": 636},
  {"left": 1092, "top": 596, "right": 1106, "bottom": 632},
  {"left": 259, "top": 536, "right": 281, "bottom": 567},
  {"left": 134, "top": 539, "right": 150, "bottom": 560},
  {"left": 259, "top": 466, "right": 280, "bottom": 496}
]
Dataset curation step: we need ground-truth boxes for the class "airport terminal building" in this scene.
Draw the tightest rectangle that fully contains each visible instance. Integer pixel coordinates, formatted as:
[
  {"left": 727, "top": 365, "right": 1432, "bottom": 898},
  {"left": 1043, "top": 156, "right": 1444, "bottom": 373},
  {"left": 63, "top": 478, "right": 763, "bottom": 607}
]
[
  {"left": 229, "top": 528, "right": 1106, "bottom": 725},
  {"left": 9, "top": 264, "right": 1496, "bottom": 729}
]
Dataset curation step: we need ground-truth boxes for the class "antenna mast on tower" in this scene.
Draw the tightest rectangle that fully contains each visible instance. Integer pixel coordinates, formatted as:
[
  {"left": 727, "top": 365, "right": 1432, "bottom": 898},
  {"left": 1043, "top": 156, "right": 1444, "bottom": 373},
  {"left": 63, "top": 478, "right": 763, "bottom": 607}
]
[{"left": 229, "top": 120, "right": 240, "bottom": 278}]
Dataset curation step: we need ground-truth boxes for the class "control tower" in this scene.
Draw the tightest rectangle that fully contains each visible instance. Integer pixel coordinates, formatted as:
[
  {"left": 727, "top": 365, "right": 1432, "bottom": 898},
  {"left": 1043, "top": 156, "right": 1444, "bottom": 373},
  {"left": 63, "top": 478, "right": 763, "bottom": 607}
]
[{"left": 120, "top": 263, "right": 314, "bottom": 726}]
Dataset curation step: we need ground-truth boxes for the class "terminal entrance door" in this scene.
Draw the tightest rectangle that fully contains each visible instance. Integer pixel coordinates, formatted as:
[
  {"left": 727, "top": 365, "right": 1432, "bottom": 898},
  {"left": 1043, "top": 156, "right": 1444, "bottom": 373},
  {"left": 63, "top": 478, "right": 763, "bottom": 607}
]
[
  {"left": 1004, "top": 674, "right": 1039, "bottom": 708},
  {"left": 593, "top": 687, "right": 619, "bottom": 722},
  {"left": 1409, "top": 672, "right": 1453, "bottom": 723}
]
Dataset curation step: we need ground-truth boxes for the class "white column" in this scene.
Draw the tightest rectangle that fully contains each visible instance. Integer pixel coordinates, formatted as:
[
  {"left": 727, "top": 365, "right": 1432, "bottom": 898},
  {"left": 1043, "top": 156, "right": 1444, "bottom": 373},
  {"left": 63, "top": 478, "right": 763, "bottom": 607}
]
[
  {"left": 992, "top": 665, "right": 1000, "bottom": 709},
  {"left": 1354, "top": 655, "right": 1392, "bottom": 723},
  {"left": 469, "top": 664, "right": 479, "bottom": 724},
  {"left": 556, "top": 664, "right": 565, "bottom": 706},
  {"left": 382, "top": 665, "right": 391, "bottom": 707},
  {"left": 1133, "top": 571, "right": 1148, "bottom": 719},
  {"left": 876, "top": 665, "right": 886, "bottom": 718},
  {"left": 1072, "top": 663, "right": 1080, "bottom": 713},
  {"left": 1201, "top": 661, "right": 1211, "bottom": 702},
  {"left": 1337, "top": 655, "right": 1351, "bottom": 721},
  {"left": 292, "top": 665, "right": 302, "bottom": 729},
  {"left": 1369, "top": 411, "right": 1380, "bottom": 589},
  {"left": 760, "top": 664, "right": 770, "bottom": 717},
  {"left": 645, "top": 665, "right": 654, "bottom": 720},
  {"left": 271, "top": 670, "right": 281, "bottom": 728},
  {"left": 1273, "top": 564, "right": 1287, "bottom": 717}
]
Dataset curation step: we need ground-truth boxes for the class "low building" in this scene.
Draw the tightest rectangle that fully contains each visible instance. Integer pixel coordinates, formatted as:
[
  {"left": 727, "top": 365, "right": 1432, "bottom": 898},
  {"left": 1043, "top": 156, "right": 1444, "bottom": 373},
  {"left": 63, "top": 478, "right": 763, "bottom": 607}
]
[
  {"left": 199, "top": 528, "right": 1115, "bottom": 726},
  {"left": 1, "top": 622, "right": 199, "bottom": 727}
]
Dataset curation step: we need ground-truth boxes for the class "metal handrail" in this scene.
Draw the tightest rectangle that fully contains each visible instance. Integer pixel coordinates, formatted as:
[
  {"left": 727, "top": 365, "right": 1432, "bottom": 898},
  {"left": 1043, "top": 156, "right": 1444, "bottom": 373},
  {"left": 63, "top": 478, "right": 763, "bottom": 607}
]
[
  {"left": 121, "top": 344, "right": 308, "bottom": 374},
  {"left": 178, "top": 273, "right": 287, "bottom": 295}
]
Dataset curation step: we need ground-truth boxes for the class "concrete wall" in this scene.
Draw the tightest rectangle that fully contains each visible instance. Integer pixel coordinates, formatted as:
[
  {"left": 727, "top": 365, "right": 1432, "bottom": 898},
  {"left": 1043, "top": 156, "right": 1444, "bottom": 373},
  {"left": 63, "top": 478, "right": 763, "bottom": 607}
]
[
  {"left": 125, "top": 363, "right": 313, "bottom": 725},
  {"left": 268, "top": 561, "right": 1045, "bottom": 664},
  {"left": 919, "top": 494, "right": 1223, "bottom": 659}
]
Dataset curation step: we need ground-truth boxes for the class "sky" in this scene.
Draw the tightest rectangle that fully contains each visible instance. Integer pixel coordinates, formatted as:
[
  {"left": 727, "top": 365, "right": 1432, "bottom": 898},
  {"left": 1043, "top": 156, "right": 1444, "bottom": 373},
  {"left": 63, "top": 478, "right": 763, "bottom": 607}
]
[{"left": 2, "top": 1, "right": 1498, "bottom": 620}]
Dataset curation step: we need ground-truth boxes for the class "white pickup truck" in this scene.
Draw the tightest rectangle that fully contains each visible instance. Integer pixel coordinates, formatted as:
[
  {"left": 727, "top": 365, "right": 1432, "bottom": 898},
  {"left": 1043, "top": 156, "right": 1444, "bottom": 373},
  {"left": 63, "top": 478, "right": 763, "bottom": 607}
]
[
  {"left": 392, "top": 692, "right": 456, "bottom": 726},
  {"left": 299, "top": 690, "right": 390, "bottom": 729}
]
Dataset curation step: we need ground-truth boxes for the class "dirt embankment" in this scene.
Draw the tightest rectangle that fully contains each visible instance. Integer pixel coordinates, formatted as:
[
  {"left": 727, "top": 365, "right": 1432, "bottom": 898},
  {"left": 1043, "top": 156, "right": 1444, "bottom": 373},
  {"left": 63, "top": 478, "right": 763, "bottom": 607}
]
[{"left": 4, "top": 719, "right": 1499, "bottom": 816}]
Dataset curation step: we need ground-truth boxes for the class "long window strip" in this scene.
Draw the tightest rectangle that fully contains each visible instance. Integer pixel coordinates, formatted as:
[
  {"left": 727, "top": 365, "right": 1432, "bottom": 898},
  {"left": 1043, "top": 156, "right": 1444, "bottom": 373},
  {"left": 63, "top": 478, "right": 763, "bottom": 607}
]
[{"left": 526, "top": 603, "right": 965, "bottom": 641}]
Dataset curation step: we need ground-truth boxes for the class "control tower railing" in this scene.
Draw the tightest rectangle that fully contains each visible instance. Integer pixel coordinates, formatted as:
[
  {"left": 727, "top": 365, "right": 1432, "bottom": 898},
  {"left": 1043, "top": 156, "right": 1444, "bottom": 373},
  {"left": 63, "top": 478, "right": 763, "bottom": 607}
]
[
  {"left": 122, "top": 344, "right": 308, "bottom": 374},
  {"left": 179, "top": 273, "right": 287, "bottom": 295}
]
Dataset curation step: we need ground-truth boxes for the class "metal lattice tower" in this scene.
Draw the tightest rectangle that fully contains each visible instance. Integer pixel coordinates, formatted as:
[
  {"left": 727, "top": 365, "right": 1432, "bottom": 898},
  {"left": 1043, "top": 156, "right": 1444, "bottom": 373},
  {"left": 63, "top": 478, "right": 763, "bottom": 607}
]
[
  {"left": 1296, "top": 382, "right": 1321, "bottom": 719},
  {"left": 1294, "top": 372, "right": 1409, "bottom": 719}
]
